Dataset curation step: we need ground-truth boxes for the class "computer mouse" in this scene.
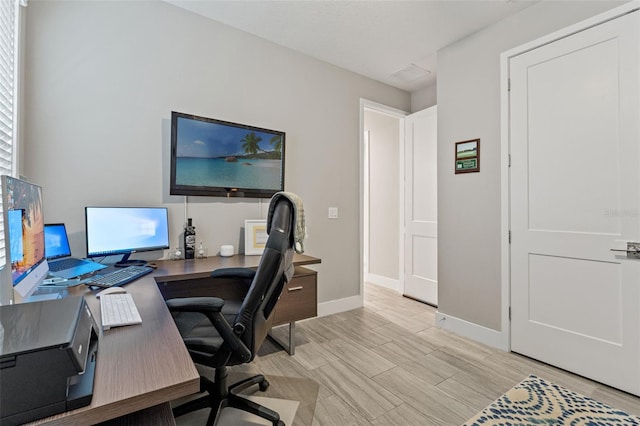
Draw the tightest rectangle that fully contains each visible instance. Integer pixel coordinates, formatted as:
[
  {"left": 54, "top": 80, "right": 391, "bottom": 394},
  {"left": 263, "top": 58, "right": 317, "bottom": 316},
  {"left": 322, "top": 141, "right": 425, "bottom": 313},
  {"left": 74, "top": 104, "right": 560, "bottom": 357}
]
[{"left": 96, "top": 287, "right": 127, "bottom": 298}]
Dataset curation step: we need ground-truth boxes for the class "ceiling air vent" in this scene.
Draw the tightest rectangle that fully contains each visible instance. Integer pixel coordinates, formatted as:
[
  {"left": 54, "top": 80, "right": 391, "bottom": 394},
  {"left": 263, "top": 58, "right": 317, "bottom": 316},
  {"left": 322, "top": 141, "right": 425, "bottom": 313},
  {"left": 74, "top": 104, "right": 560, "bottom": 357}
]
[{"left": 391, "top": 64, "right": 431, "bottom": 82}]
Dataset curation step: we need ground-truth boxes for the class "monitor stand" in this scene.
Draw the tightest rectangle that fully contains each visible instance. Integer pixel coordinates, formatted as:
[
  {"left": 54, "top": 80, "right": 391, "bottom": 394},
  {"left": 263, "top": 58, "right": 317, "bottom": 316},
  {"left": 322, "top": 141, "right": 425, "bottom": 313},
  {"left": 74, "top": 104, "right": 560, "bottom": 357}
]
[{"left": 114, "top": 253, "right": 147, "bottom": 268}]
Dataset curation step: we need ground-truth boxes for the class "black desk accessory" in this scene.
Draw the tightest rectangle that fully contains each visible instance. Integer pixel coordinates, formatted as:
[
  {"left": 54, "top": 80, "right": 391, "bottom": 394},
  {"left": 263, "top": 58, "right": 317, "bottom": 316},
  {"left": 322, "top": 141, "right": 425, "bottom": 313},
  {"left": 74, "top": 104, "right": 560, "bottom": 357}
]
[{"left": 0, "top": 296, "right": 98, "bottom": 426}]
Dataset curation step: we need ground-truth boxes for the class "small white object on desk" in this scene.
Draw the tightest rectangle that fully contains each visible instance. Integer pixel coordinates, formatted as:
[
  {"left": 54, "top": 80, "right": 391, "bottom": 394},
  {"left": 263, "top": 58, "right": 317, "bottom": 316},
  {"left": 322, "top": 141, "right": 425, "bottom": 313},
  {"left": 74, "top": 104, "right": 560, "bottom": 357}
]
[
  {"left": 96, "top": 286, "right": 127, "bottom": 298},
  {"left": 170, "top": 247, "right": 183, "bottom": 260},
  {"left": 220, "top": 245, "right": 234, "bottom": 257},
  {"left": 197, "top": 241, "right": 208, "bottom": 259},
  {"left": 42, "top": 276, "right": 67, "bottom": 285}
]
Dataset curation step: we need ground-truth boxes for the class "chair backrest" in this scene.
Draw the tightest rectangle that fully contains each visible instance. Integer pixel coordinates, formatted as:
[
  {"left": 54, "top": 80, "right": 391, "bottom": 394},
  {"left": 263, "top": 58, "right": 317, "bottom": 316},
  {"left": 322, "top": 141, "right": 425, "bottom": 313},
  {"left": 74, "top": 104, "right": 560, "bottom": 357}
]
[{"left": 231, "top": 196, "right": 295, "bottom": 362}]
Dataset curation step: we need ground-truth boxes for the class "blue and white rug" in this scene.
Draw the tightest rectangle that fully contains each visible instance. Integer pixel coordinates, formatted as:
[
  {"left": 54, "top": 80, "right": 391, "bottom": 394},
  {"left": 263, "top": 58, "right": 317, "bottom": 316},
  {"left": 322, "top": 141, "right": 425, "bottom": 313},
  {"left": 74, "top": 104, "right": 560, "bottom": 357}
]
[{"left": 464, "top": 374, "right": 640, "bottom": 425}]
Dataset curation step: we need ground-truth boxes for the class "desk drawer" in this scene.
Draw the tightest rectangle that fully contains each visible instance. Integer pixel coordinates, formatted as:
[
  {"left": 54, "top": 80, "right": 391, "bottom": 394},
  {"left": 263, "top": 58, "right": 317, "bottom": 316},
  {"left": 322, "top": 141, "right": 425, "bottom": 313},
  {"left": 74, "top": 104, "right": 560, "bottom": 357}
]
[{"left": 273, "top": 268, "right": 317, "bottom": 326}]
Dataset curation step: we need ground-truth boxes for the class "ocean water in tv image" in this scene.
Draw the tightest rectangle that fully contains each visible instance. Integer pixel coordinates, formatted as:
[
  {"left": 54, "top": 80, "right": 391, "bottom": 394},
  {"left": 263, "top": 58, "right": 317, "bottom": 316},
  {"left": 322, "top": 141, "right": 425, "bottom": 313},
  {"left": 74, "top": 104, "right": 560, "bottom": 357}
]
[{"left": 176, "top": 157, "right": 282, "bottom": 190}]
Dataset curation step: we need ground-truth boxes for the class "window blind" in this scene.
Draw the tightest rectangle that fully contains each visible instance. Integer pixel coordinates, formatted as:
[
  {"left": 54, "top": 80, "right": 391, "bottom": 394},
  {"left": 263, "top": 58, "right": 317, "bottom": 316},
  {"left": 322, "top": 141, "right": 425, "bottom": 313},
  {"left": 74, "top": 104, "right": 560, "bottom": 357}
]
[{"left": 0, "top": 0, "right": 19, "bottom": 268}]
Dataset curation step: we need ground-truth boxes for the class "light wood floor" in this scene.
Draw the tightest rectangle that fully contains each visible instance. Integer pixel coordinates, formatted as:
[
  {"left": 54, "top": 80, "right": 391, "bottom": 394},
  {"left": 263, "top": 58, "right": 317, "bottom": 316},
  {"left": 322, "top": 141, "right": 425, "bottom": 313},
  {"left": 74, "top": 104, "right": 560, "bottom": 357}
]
[{"left": 245, "top": 283, "right": 640, "bottom": 425}]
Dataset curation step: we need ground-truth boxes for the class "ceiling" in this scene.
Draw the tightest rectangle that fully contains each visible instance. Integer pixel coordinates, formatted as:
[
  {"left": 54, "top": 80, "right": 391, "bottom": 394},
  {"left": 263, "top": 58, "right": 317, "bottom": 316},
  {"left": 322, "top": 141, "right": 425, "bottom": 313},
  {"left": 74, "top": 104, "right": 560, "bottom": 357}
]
[{"left": 166, "top": 0, "right": 537, "bottom": 92}]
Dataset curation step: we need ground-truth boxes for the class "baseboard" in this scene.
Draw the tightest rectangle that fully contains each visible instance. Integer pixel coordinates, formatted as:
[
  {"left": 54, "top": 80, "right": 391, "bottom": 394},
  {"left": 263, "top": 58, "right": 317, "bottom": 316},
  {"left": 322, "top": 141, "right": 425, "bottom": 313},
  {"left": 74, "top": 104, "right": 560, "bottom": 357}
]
[
  {"left": 364, "top": 273, "right": 400, "bottom": 292},
  {"left": 435, "top": 311, "right": 509, "bottom": 351},
  {"left": 317, "top": 295, "right": 362, "bottom": 317}
]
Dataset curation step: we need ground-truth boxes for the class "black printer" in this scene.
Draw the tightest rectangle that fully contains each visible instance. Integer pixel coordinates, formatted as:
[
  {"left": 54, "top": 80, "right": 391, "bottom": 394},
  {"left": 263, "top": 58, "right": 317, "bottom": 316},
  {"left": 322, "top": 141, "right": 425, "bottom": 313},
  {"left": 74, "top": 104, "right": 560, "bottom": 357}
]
[{"left": 0, "top": 296, "right": 98, "bottom": 426}]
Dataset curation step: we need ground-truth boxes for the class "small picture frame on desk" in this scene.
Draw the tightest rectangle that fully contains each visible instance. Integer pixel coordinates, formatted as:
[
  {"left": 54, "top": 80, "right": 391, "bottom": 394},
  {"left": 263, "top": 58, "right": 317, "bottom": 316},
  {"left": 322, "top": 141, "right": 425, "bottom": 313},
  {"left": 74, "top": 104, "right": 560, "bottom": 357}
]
[{"left": 245, "top": 219, "right": 267, "bottom": 255}]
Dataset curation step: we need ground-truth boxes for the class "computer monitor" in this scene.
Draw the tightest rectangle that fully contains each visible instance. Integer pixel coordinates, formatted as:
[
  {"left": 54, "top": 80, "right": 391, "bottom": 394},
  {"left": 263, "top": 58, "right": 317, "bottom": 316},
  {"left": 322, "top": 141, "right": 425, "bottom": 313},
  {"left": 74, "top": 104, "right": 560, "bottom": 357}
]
[
  {"left": 1, "top": 176, "right": 49, "bottom": 299},
  {"left": 85, "top": 207, "right": 170, "bottom": 267}
]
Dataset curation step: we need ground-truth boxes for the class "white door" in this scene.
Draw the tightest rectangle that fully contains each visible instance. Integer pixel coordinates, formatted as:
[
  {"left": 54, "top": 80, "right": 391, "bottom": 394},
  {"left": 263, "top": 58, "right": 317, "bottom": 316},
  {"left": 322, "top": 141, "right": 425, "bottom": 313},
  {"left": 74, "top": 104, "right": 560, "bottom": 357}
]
[
  {"left": 510, "top": 11, "right": 640, "bottom": 395},
  {"left": 404, "top": 106, "right": 437, "bottom": 305}
]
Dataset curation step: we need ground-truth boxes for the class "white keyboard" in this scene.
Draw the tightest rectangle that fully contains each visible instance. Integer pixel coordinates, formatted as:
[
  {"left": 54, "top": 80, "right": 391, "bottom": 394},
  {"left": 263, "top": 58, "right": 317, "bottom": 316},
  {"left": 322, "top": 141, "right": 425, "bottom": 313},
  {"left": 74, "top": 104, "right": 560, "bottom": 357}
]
[{"left": 100, "top": 293, "right": 142, "bottom": 330}]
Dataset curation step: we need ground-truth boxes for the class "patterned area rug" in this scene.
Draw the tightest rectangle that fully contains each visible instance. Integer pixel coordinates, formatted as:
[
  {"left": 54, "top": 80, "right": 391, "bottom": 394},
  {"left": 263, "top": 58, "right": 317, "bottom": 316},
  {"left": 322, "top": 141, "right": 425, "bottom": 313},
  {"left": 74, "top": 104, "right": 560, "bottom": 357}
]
[{"left": 464, "top": 375, "right": 640, "bottom": 425}]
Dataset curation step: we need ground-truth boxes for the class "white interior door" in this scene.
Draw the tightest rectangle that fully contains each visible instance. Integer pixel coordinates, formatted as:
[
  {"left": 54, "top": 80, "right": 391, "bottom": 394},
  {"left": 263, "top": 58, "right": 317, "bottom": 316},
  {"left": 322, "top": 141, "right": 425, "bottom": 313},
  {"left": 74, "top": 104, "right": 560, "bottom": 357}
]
[
  {"left": 404, "top": 106, "right": 437, "bottom": 305},
  {"left": 510, "top": 10, "right": 640, "bottom": 395}
]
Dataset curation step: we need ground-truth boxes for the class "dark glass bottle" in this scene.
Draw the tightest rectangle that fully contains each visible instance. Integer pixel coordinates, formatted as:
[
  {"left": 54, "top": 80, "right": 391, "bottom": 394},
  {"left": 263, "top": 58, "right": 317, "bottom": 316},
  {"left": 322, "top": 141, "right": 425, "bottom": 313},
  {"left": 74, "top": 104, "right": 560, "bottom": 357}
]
[{"left": 184, "top": 218, "right": 196, "bottom": 259}]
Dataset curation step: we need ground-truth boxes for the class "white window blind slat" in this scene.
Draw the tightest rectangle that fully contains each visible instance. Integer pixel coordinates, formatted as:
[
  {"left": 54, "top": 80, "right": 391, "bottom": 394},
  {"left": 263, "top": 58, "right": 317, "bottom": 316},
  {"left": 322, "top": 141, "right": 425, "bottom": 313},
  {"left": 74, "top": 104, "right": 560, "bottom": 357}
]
[{"left": 0, "top": 0, "right": 19, "bottom": 268}]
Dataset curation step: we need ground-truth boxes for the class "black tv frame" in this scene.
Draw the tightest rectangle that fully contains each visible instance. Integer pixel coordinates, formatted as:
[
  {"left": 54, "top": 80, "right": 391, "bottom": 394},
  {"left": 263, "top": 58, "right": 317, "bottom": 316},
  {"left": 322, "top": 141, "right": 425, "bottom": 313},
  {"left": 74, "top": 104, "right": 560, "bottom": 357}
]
[{"left": 170, "top": 111, "right": 285, "bottom": 198}]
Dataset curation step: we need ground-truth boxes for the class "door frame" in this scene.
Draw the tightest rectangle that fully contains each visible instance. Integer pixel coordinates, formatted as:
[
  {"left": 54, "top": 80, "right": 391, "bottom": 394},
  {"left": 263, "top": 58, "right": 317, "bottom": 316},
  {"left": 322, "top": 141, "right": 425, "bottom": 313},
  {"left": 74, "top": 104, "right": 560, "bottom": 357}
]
[
  {"left": 500, "top": 1, "right": 640, "bottom": 352},
  {"left": 359, "top": 99, "right": 407, "bottom": 305}
]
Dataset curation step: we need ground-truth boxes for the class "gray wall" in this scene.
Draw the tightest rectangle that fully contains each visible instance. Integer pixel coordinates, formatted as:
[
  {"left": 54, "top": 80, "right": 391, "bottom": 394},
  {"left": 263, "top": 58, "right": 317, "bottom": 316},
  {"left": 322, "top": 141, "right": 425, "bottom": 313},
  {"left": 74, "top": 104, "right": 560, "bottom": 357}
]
[
  {"left": 22, "top": 0, "right": 410, "bottom": 306},
  {"left": 23, "top": 0, "right": 627, "bottom": 332},
  {"left": 437, "top": 0, "right": 627, "bottom": 331},
  {"left": 365, "top": 110, "right": 399, "bottom": 281},
  {"left": 411, "top": 82, "right": 437, "bottom": 112}
]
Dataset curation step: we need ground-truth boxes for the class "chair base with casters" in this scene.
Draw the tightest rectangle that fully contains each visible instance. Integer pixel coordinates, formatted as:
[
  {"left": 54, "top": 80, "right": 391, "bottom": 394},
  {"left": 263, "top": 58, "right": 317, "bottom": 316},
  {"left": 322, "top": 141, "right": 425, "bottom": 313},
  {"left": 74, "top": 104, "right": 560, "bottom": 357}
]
[{"left": 172, "top": 366, "right": 284, "bottom": 426}]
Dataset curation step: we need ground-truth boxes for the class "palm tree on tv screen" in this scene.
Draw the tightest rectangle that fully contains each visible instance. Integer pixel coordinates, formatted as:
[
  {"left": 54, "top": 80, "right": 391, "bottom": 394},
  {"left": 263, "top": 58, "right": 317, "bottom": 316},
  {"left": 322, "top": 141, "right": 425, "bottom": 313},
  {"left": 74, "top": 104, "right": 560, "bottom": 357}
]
[
  {"left": 241, "top": 132, "right": 263, "bottom": 155},
  {"left": 269, "top": 135, "right": 282, "bottom": 153}
]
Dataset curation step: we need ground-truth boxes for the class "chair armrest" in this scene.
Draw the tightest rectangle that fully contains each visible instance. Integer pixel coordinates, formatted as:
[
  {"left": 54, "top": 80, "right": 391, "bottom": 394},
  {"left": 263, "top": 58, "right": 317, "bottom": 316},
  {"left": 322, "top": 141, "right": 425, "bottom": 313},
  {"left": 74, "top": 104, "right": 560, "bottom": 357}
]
[
  {"left": 166, "top": 297, "right": 252, "bottom": 362},
  {"left": 210, "top": 267, "right": 256, "bottom": 280},
  {"left": 166, "top": 297, "right": 225, "bottom": 313}
]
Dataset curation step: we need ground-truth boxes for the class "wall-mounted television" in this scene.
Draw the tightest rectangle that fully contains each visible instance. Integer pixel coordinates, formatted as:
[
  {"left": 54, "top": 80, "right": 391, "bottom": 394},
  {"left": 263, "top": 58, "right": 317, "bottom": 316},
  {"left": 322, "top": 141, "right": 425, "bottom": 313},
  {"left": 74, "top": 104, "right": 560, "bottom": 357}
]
[{"left": 170, "top": 111, "right": 285, "bottom": 198}]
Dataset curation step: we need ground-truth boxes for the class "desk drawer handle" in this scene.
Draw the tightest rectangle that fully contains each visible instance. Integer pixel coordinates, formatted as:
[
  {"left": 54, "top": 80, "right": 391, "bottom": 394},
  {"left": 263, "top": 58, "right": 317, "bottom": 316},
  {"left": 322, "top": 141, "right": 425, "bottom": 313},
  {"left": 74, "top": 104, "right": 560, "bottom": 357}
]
[{"left": 288, "top": 286, "right": 304, "bottom": 292}]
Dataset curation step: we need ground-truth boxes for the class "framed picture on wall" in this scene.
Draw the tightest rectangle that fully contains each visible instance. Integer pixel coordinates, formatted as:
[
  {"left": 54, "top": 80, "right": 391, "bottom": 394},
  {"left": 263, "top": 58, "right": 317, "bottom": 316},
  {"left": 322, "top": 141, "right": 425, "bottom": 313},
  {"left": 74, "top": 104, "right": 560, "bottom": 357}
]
[
  {"left": 455, "top": 139, "right": 480, "bottom": 174},
  {"left": 244, "top": 219, "right": 268, "bottom": 255}
]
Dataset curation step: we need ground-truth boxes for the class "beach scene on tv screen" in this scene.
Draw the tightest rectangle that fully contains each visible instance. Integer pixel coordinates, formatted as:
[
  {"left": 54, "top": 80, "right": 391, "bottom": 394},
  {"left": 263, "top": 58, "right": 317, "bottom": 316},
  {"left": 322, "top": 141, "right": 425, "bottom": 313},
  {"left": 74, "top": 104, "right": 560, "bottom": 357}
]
[{"left": 175, "top": 117, "right": 283, "bottom": 190}]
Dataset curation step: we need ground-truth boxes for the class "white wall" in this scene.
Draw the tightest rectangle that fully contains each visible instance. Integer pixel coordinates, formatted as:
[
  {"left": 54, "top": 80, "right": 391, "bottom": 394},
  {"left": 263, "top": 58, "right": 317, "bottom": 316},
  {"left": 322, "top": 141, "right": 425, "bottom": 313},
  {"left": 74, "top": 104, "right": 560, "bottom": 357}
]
[
  {"left": 364, "top": 110, "right": 400, "bottom": 282},
  {"left": 437, "top": 0, "right": 627, "bottom": 332},
  {"left": 22, "top": 0, "right": 410, "bottom": 307}
]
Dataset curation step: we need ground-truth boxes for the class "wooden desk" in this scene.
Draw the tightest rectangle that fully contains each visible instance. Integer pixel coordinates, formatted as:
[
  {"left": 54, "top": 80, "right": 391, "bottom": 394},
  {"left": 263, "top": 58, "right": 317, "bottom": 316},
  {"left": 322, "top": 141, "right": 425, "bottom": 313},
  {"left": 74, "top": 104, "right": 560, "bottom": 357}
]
[
  {"left": 28, "top": 275, "right": 200, "bottom": 425},
  {"left": 152, "top": 252, "right": 320, "bottom": 282},
  {"left": 27, "top": 253, "right": 320, "bottom": 425},
  {"left": 153, "top": 253, "right": 321, "bottom": 355}
]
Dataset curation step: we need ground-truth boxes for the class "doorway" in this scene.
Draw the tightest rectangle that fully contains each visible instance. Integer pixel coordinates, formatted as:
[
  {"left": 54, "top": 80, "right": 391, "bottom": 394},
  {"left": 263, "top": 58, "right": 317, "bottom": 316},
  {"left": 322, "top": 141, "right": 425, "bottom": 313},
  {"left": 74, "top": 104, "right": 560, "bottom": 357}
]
[
  {"left": 362, "top": 103, "right": 404, "bottom": 295},
  {"left": 360, "top": 99, "right": 438, "bottom": 306}
]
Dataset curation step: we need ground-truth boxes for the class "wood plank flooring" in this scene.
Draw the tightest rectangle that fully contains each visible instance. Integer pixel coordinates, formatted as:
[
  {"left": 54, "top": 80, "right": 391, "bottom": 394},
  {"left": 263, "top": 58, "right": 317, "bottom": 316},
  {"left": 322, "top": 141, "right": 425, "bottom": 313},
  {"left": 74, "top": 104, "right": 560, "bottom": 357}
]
[{"left": 246, "top": 283, "right": 640, "bottom": 425}]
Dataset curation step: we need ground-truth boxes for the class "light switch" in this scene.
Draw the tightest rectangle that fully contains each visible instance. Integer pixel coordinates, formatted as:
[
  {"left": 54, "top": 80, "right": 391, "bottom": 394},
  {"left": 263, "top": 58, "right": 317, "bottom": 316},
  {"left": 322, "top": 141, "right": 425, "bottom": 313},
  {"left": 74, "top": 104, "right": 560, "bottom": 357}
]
[{"left": 328, "top": 207, "right": 338, "bottom": 219}]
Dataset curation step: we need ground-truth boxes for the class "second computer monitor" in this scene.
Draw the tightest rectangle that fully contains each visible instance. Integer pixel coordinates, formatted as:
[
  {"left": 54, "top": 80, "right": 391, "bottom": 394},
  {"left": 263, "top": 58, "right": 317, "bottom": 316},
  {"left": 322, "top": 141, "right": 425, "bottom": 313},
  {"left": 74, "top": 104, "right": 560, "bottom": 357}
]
[{"left": 85, "top": 207, "right": 170, "bottom": 267}]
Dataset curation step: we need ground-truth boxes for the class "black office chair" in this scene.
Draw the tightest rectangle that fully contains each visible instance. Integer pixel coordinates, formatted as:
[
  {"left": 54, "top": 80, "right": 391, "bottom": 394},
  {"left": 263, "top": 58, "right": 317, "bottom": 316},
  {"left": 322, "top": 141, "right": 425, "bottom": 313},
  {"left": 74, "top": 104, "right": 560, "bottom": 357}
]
[{"left": 167, "top": 194, "right": 299, "bottom": 426}]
